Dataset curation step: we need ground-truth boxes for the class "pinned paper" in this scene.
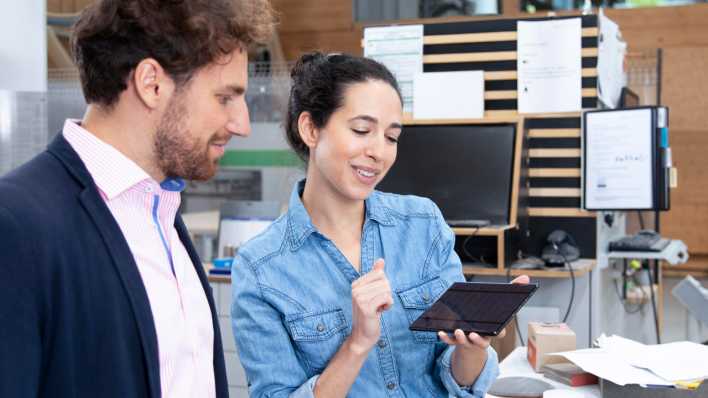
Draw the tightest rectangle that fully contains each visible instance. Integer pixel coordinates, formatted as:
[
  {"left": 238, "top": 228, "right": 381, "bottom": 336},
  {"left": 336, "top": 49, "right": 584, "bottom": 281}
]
[
  {"left": 413, "top": 71, "right": 484, "bottom": 120},
  {"left": 517, "top": 18, "right": 582, "bottom": 114}
]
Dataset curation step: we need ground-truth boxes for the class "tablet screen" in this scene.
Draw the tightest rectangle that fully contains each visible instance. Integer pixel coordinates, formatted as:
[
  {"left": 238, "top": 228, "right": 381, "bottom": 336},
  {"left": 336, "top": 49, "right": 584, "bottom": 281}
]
[{"left": 410, "top": 282, "right": 538, "bottom": 336}]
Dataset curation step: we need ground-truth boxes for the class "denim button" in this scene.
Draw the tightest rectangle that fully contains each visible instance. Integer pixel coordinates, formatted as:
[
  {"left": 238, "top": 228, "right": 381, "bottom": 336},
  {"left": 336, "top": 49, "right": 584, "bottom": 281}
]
[
  {"left": 378, "top": 340, "right": 386, "bottom": 348},
  {"left": 387, "top": 382, "right": 396, "bottom": 390},
  {"left": 316, "top": 323, "right": 325, "bottom": 332},
  {"left": 422, "top": 293, "right": 431, "bottom": 303}
]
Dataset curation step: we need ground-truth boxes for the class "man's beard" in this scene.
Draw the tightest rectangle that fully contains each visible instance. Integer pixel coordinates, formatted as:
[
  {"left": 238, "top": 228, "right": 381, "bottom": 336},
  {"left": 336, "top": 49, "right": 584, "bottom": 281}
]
[{"left": 154, "top": 94, "right": 219, "bottom": 181}]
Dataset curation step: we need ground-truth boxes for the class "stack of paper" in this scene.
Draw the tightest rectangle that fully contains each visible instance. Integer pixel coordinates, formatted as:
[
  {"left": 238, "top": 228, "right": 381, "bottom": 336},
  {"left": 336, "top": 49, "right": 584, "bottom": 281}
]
[{"left": 550, "top": 334, "right": 708, "bottom": 387}]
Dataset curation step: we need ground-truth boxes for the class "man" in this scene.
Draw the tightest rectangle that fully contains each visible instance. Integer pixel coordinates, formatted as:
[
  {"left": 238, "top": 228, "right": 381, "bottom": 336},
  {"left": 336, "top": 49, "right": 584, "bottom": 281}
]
[{"left": 0, "top": 1, "right": 274, "bottom": 396}]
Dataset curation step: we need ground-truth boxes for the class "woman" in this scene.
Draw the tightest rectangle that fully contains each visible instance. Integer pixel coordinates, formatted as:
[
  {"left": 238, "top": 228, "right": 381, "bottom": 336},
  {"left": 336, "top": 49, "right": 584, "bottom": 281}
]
[{"left": 231, "top": 52, "right": 528, "bottom": 397}]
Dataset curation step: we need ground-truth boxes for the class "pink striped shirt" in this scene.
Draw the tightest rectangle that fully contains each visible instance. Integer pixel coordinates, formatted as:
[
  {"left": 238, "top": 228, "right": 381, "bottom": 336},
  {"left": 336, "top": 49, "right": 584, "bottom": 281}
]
[{"left": 63, "top": 120, "right": 216, "bottom": 397}]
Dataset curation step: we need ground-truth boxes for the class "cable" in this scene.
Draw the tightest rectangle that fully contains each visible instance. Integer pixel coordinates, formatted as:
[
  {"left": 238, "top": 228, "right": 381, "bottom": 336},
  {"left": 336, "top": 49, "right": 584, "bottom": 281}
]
[
  {"left": 637, "top": 210, "right": 645, "bottom": 230},
  {"left": 646, "top": 264, "right": 661, "bottom": 344},
  {"left": 462, "top": 227, "right": 488, "bottom": 266},
  {"left": 561, "top": 252, "right": 575, "bottom": 324}
]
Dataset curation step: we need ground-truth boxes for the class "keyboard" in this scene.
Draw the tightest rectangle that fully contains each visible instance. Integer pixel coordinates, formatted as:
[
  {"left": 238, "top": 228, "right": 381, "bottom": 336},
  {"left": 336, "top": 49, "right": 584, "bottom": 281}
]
[{"left": 609, "top": 233, "right": 671, "bottom": 252}]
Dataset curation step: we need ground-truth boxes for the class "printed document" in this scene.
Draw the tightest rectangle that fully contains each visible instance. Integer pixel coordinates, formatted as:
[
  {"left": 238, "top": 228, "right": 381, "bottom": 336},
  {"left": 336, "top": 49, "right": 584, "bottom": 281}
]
[
  {"left": 517, "top": 18, "right": 582, "bottom": 113},
  {"left": 364, "top": 25, "right": 424, "bottom": 114}
]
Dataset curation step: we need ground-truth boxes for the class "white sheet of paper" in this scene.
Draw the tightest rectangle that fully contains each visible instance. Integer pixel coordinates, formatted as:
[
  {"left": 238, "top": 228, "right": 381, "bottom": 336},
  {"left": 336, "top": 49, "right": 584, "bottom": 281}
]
[
  {"left": 584, "top": 108, "right": 654, "bottom": 210},
  {"left": 364, "top": 25, "right": 423, "bottom": 114},
  {"left": 598, "top": 335, "right": 708, "bottom": 382},
  {"left": 551, "top": 348, "right": 674, "bottom": 387},
  {"left": 517, "top": 18, "right": 582, "bottom": 114},
  {"left": 412, "top": 71, "right": 484, "bottom": 119},
  {"left": 597, "top": 9, "right": 627, "bottom": 108}
]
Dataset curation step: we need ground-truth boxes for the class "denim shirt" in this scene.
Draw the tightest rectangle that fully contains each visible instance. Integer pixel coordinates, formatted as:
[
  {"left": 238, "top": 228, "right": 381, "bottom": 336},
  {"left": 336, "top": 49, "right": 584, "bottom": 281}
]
[{"left": 231, "top": 181, "right": 499, "bottom": 398}]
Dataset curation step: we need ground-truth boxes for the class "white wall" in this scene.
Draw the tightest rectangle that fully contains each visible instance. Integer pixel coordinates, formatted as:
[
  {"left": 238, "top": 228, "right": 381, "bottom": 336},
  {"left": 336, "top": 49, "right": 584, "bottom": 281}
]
[{"left": 0, "top": 0, "right": 47, "bottom": 91}]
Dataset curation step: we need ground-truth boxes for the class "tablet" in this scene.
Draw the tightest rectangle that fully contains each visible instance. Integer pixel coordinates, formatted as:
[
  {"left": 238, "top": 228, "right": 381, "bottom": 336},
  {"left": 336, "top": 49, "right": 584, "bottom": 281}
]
[{"left": 409, "top": 282, "right": 538, "bottom": 336}]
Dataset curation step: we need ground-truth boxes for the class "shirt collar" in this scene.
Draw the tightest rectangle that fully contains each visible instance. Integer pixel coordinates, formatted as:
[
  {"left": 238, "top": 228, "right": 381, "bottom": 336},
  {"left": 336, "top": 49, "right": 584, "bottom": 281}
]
[
  {"left": 62, "top": 119, "right": 185, "bottom": 199},
  {"left": 286, "top": 179, "right": 393, "bottom": 250}
]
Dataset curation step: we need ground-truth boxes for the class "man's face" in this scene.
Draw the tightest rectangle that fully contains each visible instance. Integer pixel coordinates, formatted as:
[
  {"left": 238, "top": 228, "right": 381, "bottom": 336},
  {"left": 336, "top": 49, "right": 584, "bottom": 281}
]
[{"left": 155, "top": 49, "right": 250, "bottom": 181}]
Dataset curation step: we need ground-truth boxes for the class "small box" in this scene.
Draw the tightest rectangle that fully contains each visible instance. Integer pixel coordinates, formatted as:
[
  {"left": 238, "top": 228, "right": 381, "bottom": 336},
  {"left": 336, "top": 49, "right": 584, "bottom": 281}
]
[{"left": 527, "top": 322, "right": 576, "bottom": 372}]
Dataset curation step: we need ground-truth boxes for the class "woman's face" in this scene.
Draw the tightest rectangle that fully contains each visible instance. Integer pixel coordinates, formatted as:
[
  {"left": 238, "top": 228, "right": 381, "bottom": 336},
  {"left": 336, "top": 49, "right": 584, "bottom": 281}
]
[{"left": 309, "top": 79, "right": 403, "bottom": 202}]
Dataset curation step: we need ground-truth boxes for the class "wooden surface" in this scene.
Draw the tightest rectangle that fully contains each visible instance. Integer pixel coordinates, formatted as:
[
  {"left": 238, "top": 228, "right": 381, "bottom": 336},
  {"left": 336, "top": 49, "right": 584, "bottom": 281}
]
[
  {"left": 272, "top": 0, "right": 362, "bottom": 59},
  {"left": 662, "top": 47, "right": 708, "bottom": 131},
  {"left": 528, "top": 168, "right": 581, "bottom": 178},
  {"left": 527, "top": 208, "right": 595, "bottom": 218},
  {"left": 47, "top": 0, "right": 92, "bottom": 13},
  {"left": 452, "top": 224, "right": 516, "bottom": 236},
  {"left": 660, "top": 47, "right": 708, "bottom": 260},
  {"left": 604, "top": 4, "right": 708, "bottom": 49},
  {"left": 509, "top": 119, "right": 524, "bottom": 226},
  {"left": 528, "top": 128, "right": 581, "bottom": 138},
  {"left": 463, "top": 259, "right": 596, "bottom": 278},
  {"left": 663, "top": 254, "right": 708, "bottom": 279},
  {"left": 403, "top": 116, "right": 520, "bottom": 125}
]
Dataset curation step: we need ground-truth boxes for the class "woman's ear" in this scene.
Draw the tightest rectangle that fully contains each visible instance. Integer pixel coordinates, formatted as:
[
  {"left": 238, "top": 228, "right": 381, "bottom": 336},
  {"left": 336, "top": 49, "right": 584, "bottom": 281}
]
[{"left": 297, "top": 111, "right": 319, "bottom": 150}]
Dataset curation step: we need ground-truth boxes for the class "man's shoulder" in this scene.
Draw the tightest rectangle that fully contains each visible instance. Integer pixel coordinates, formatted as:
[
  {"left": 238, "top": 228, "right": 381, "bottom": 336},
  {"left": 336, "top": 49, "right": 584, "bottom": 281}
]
[{"left": 0, "top": 150, "right": 76, "bottom": 214}]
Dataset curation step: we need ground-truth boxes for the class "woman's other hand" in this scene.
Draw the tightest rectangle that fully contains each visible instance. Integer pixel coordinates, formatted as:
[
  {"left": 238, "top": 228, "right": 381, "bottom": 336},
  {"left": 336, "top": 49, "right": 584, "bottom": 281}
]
[{"left": 348, "top": 258, "right": 393, "bottom": 354}]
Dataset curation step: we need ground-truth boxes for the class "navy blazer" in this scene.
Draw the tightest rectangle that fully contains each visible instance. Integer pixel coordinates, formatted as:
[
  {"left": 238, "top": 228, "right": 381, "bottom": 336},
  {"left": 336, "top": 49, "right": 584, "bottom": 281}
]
[{"left": 0, "top": 134, "right": 229, "bottom": 397}]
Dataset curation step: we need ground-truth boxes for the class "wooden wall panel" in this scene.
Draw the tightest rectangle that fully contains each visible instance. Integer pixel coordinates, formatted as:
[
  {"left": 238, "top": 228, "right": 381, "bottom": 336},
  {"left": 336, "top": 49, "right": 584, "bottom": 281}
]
[
  {"left": 660, "top": 47, "right": 708, "bottom": 256},
  {"left": 662, "top": 47, "right": 708, "bottom": 131},
  {"left": 271, "top": 0, "right": 362, "bottom": 60},
  {"left": 279, "top": 30, "right": 362, "bottom": 60},
  {"left": 47, "top": 0, "right": 93, "bottom": 13},
  {"left": 47, "top": 0, "right": 63, "bottom": 13},
  {"left": 273, "top": 0, "right": 353, "bottom": 33},
  {"left": 661, "top": 129, "right": 708, "bottom": 253},
  {"left": 605, "top": 4, "right": 708, "bottom": 49}
]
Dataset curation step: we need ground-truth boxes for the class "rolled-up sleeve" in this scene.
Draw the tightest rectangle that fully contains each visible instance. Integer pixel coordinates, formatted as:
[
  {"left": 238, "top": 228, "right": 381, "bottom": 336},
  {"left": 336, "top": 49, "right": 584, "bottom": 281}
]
[
  {"left": 231, "top": 255, "right": 319, "bottom": 398},
  {"left": 436, "top": 345, "right": 499, "bottom": 397}
]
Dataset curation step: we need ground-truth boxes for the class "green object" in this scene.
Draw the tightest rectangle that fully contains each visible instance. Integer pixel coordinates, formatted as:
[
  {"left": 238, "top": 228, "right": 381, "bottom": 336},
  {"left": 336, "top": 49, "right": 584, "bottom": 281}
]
[{"left": 219, "top": 149, "right": 303, "bottom": 167}]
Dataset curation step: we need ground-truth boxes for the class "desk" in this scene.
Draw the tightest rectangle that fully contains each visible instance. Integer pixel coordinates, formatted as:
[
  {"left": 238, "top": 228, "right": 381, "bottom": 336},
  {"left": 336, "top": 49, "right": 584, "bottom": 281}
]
[
  {"left": 488, "top": 347, "right": 600, "bottom": 398},
  {"left": 464, "top": 259, "right": 596, "bottom": 278}
]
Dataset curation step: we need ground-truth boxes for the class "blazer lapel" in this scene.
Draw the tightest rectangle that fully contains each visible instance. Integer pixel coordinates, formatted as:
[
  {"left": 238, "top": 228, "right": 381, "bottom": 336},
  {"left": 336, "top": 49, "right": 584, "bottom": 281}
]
[{"left": 48, "top": 134, "right": 161, "bottom": 398}]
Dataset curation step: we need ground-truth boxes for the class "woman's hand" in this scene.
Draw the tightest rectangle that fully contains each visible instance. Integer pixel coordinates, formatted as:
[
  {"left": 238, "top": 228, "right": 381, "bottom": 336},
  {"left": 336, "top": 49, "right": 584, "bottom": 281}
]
[
  {"left": 438, "top": 275, "right": 530, "bottom": 350},
  {"left": 348, "top": 259, "right": 393, "bottom": 354},
  {"left": 442, "top": 274, "right": 531, "bottom": 387}
]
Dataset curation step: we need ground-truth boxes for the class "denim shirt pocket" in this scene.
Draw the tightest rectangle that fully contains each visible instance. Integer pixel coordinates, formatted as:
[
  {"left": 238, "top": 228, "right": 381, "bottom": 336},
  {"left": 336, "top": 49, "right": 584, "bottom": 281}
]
[
  {"left": 285, "top": 308, "right": 348, "bottom": 373},
  {"left": 397, "top": 277, "right": 447, "bottom": 343}
]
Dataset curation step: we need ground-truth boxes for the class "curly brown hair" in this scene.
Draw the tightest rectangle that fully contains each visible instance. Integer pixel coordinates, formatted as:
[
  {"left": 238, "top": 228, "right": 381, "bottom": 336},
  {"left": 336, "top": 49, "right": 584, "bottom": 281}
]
[{"left": 71, "top": 0, "right": 277, "bottom": 108}]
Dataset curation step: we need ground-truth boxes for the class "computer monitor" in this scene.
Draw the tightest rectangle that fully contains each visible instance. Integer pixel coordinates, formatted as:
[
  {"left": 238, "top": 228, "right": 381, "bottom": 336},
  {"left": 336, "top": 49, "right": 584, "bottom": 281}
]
[{"left": 377, "top": 123, "right": 518, "bottom": 226}]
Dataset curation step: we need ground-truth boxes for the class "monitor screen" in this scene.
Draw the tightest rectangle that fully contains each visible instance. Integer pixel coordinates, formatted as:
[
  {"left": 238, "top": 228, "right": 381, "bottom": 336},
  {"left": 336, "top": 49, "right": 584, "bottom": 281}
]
[{"left": 377, "top": 124, "right": 516, "bottom": 225}]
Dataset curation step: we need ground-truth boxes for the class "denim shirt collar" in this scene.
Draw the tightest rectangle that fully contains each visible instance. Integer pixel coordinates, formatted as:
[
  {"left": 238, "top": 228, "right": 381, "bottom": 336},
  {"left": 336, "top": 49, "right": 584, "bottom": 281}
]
[{"left": 287, "top": 179, "right": 394, "bottom": 250}]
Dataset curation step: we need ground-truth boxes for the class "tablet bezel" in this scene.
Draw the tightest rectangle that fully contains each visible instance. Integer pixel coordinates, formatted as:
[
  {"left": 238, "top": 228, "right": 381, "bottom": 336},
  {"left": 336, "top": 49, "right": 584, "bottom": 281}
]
[{"left": 409, "top": 282, "right": 539, "bottom": 336}]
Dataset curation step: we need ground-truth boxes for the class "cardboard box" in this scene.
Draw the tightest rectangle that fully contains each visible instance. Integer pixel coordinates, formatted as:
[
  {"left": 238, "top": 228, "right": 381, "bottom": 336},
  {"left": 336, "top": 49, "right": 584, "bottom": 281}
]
[{"left": 527, "top": 322, "right": 576, "bottom": 372}]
